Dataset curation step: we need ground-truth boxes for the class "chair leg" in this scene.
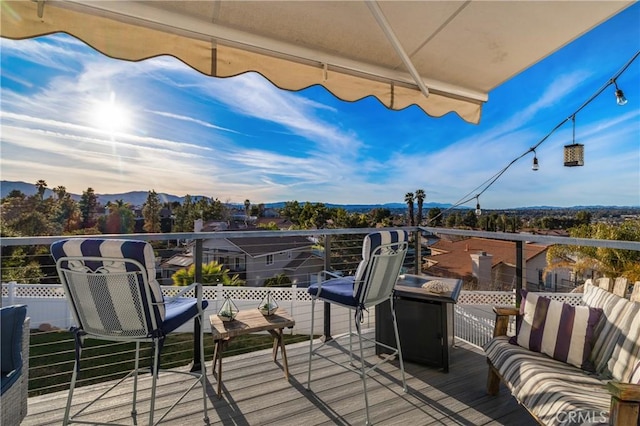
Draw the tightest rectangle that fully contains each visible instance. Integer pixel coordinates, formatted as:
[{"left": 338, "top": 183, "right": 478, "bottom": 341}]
[
  {"left": 198, "top": 314, "right": 209, "bottom": 423},
  {"left": 132, "top": 341, "right": 140, "bottom": 417},
  {"left": 307, "top": 296, "right": 316, "bottom": 389},
  {"left": 149, "top": 341, "right": 160, "bottom": 426},
  {"left": 63, "top": 360, "right": 79, "bottom": 426},
  {"left": 349, "top": 315, "right": 354, "bottom": 365},
  {"left": 356, "top": 322, "right": 371, "bottom": 425},
  {"left": 390, "top": 297, "right": 407, "bottom": 392}
]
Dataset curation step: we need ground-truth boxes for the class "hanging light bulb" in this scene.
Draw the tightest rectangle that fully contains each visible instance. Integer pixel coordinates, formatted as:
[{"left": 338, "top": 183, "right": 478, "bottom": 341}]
[
  {"left": 613, "top": 80, "right": 628, "bottom": 106},
  {"left": 532, "top": 150, "right": 539, "bottom": 171},
  {"left": 475, "top": 196, "right": 482, "bottom": 216}
]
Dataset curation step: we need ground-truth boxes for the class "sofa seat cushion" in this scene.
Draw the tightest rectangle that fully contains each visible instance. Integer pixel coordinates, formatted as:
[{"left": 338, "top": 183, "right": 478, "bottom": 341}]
[{"left": 485, "top": 336, "right": 610, "bottom": 425}]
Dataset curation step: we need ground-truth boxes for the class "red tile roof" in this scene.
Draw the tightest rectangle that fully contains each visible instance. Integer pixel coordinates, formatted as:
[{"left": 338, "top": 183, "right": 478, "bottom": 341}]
[{"left": 425, "top": 237, "right": 547, "bottom": 279}]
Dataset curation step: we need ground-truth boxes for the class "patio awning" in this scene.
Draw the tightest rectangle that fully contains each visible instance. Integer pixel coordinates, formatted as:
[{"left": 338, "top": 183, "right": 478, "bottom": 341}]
[{"left": 1, "top": 1, "right": 633, "bottom": 124}]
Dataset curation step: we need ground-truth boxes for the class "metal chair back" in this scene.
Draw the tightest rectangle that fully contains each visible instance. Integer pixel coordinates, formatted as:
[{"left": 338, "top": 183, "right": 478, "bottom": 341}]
[
  {"left": 353, "top": 230, "right": 408, "bottom": 309},
  {"left": 56, "top": 256, "right": 159, "bottom": 341}
]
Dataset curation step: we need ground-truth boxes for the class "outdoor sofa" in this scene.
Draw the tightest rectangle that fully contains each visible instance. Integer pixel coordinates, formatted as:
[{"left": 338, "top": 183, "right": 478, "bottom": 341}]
[{"left": 484, "top": 280, "right": 640, "bottom": 425}]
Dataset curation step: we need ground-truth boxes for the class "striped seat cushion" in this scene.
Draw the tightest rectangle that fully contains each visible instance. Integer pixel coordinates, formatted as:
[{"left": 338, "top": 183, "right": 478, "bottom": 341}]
[
  {"left": 513, "top": 290, "right": 602, "bottom": 370},
  {"left": 485, "top": 336, "right": 610, "bottom": 425}
]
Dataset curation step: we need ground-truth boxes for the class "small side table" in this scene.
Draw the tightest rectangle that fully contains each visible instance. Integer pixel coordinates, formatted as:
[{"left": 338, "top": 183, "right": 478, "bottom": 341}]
[{"left": 209, "top": 308, "right": 295, "bottom": 398}]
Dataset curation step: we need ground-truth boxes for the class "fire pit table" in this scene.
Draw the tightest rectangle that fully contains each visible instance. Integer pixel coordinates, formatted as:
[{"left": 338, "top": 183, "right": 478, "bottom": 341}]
[{"left": 375, "top": 274, "right": 462, "bottom": 372}]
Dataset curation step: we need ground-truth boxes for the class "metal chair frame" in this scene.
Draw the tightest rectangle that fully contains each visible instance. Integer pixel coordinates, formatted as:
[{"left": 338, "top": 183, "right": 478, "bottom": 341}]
[
  {"left": 307, "top": 238, "right": 408, "bottom": 425},
  {"left": 56, "top": 255, "right": 208, "bottom": 426}
]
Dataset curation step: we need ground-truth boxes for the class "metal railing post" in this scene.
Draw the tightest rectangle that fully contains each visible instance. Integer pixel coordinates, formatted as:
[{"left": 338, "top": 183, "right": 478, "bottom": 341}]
[
  {"left": 414, "top": 230, "right": 422, "bottom": 275},
  {"left": 323, "top": 234, "right": 332, "bottom": 341},
  {"left": 191, "top": 238, "right": 203, "bottom": 371},
  {"left": 516, "top": 240, "right": 524, "bottom": 307}
]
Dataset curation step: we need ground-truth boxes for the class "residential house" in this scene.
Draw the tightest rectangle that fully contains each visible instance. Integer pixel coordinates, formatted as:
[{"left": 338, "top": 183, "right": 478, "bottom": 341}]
[
  {"left": 424, "top": 237, "right": 574, "bottom": 291},
  {"left": 159, "top": 252, "right": 194, "bottom": 285},
  {"left": 202, "top": 235, "right": 323, "bottom": 287},
  {"left": 255, "top": 217, "right": 294, "bottom": 230},
  {"left": 159, "top": 235, "right": 323, "bottom": 287}
]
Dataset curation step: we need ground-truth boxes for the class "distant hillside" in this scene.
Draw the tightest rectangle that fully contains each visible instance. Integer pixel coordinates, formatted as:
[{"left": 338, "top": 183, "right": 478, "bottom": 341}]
[
  {"left": 0, "top": 181, "right": 454, "bottom": 210},
  {"left": 1, "top": 181, "right": 58, "bottom": 199},
  {"left": 2, "top": 180, "right": 636, "bottom": 211},
  {"left": 0, "top": 181, "right": 185, "bottom": 206}
]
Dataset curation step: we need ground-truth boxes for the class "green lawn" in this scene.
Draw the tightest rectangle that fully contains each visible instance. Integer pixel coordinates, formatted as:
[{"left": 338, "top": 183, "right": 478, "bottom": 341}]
[{"left": 28, "top": 329, "right": 309, "bottom": 396}]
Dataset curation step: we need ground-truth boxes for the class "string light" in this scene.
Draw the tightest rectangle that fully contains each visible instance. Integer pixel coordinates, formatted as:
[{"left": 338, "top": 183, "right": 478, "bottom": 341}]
[
  {"left": 613, "top": 80, "right": 628, "bottom": 106},
  {"left": 424, "top": 50, "right": 639, "bottom": 226}
]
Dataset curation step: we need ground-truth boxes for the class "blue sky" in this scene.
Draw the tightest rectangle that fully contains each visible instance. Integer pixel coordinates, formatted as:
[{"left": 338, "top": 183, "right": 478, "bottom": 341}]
[{"left": 1, "top": 4, "right": 639, "bottom": 209}]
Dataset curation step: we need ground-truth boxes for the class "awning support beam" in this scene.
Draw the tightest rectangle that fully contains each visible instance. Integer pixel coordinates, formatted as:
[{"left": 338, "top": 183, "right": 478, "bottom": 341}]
[{"left": 365, "top": 0, "right": 430, "bottom": 98}]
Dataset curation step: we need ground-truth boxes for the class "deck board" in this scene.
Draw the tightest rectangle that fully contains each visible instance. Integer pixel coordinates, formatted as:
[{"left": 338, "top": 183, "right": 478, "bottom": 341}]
[{"left": 23, "top": 336, "right": 536, "bottom": 425}]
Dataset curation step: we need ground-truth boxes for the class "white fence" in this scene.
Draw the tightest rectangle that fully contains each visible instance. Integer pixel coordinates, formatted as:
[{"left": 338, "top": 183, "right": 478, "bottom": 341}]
[
  {"left": 1, "top": 282, "right": 362, "bottom": 336},
  {"left": 2, "top": 282, "right": 584, "bottom": 346}
]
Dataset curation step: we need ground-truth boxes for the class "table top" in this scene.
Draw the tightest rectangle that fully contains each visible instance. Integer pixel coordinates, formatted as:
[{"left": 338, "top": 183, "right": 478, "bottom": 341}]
[
  {"left": 394, "top": 274, "right": 463, "bottom": 303},
  {"left": 209, "top": 308, "right": 295, "bottom": 340}
]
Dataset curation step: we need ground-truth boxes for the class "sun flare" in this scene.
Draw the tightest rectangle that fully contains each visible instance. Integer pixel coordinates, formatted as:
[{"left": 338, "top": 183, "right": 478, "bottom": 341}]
[{"left": 90, "top": 92, "right": 131, "bottom": 134}]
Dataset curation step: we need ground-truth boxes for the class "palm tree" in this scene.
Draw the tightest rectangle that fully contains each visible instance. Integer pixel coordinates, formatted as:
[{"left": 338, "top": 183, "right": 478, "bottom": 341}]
[
  {"left": 172, "top": 261, "right": 243, "bottom": 286},
  {"left": 53, "top": 185, "right": 67, "bottom": 200},
  {"left": 35, "top": 179, "right": 47, "bottom": 200},
  {"left": 415, "top": 189, "right": 426, "bottom": 225},
  {"left": 244, "top": 199, "right": 251, "bottom": 225},
  {"left": 102, "top": 199, "right": 134, "bottom": 234},
  {"left": 546, "top": 220, "right": 640, "bottom": 282},
  {"left": 404, "top": 192, "right": 415, "bottom": 226}
]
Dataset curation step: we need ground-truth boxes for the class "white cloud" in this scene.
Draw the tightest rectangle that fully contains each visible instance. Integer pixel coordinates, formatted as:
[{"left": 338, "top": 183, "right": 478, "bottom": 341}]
[
  {"left": 146, "top": 110, "right": 243, "bottom": 134},
  {"left": 1, "top": 31, "right": 638, "bottom": 207}
]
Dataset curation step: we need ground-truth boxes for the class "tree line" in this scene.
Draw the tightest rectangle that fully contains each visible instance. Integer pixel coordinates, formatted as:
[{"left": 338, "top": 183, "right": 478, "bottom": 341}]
[{"left": 3, "top": 180, "right": 639, "bottom": 284}]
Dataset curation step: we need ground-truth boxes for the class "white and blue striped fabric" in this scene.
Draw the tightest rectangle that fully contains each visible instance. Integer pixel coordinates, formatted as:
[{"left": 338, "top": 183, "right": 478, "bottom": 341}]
[
  {"left": 51, "top": 238, "right": 166, "bottom": 330},
  {"left": 353, "top": 230, "right": 408, "bottom": 301}
]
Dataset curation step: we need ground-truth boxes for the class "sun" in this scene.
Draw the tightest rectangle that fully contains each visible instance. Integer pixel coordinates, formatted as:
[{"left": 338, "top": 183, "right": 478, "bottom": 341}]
[{"left": 90, "top": 92, "right": 131, "bottom": 134}]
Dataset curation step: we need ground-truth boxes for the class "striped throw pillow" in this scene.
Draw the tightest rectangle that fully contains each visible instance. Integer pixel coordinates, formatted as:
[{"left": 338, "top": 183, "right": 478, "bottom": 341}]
[{"left": 514, "top": 290, "right": 603, "bottom": 370}]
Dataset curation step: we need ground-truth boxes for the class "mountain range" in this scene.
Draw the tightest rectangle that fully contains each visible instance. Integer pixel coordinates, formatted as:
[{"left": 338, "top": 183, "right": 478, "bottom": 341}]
[
  {"left": 0, "top": 180, "right": 452, "bottom": 211},
  {"left": 3, "top": 180, "right": 637, "bottom": 212}
]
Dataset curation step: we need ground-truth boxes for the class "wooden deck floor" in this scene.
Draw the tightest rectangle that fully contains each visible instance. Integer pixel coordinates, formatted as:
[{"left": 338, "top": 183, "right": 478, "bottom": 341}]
[{"left": 23, "top": 336, "right": 536, "bottom": 425}]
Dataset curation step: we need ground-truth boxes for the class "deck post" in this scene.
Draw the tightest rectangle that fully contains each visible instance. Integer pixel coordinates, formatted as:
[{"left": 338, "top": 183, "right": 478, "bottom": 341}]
[
  {"left": 323, "top": 234, "right": 332, "bottom": 341},
  {"left": 515, "top": 240, "right": 524, "bottom": 307},
  {"left": 414, "top": 230, "right": 421, "bottom": 275},
  {"left": 191, "top": 238, "right": 203, "bottom": 371}
]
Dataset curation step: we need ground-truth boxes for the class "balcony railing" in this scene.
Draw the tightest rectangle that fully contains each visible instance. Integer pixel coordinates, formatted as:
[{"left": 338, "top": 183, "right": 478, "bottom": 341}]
[{"left": 1, "top": 226, "right": 638, "bottom": 397}]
